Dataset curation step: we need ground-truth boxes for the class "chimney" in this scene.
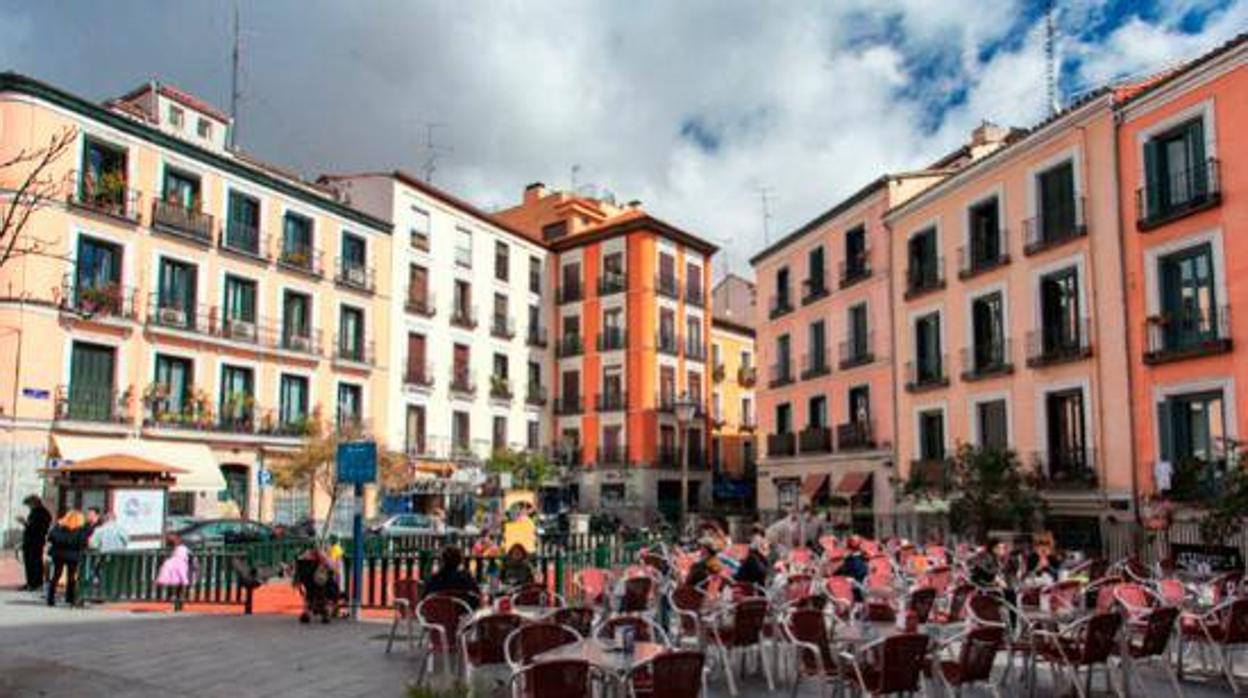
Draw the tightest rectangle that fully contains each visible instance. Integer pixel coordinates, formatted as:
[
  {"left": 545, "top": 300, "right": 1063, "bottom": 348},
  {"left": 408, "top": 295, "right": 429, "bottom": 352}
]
[
  {"left": 524, "top": 182, "right": 546, "bottom": 204},
  {"left": 970, "top": 121, "right": 1008, "bottom": 147},
  {"left": 626, "top": 199, "right": 643, "bottom": 210}
]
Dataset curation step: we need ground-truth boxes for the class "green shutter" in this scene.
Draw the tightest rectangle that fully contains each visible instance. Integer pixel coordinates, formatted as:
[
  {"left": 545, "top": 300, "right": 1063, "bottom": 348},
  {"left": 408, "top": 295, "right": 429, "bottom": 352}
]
[
  {"left": 1143, "top": 139, "right": 1160, "bottom": 219},
  {"left": 1156, "top": 400, "right": 1173, "bottom": 463},
  {"left": 1187, "top": 119, "right": 1208, "bottom": 197}
]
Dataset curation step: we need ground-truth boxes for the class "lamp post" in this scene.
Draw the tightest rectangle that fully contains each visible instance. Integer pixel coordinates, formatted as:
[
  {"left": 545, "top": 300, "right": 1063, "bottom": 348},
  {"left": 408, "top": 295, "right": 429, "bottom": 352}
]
[{"left": 673, "top": 392, "right": 697, "bottom": 526}]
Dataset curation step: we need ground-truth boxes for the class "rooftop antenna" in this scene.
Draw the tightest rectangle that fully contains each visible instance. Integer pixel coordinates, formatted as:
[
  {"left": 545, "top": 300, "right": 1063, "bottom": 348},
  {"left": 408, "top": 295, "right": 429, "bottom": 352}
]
[
  {"left": 229, "top": 2, "right": 241, "bottom": 148},
  {"left": 1045, "top": 0, "right": 1061, "bottom": 115},
  {"left": 420, "top": 122, "right": 452, "bottom": 184},
  {"left": 756, "top": 185, "right": 775, "bottom": 245},
  {"left": 571, "top": 164, "right": 581, "bottom": 192}
]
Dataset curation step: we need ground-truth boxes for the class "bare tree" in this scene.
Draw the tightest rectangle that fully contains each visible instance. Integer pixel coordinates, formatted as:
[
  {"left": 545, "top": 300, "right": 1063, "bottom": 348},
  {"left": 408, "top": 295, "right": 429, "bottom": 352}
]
[{"left": 0, "top": 126, "right": 77, "bottom": 272}]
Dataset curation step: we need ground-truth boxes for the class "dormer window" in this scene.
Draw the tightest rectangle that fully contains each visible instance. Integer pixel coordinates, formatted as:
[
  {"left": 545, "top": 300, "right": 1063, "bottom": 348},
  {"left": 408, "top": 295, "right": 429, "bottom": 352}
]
[
  {"left": 169, "top": 105, "right": 184, "bottom": 129},
  {"left": 197, "top": 118, "right": 212, "bottom": 139}
]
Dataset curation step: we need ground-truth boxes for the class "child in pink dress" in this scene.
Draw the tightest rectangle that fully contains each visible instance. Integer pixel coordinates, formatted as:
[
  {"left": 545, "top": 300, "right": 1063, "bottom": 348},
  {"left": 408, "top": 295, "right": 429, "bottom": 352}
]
[{"left": 156, "top": 534, "right": 192, "bottom": 611}]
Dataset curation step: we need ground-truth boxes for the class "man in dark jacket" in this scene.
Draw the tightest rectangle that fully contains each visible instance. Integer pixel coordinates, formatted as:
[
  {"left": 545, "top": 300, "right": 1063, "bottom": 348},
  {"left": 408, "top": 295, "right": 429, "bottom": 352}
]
[
  {"left": 46, "top": 511, "right": 90, "bottom": 607},
  {"left": 19, "top": 495, "right": 52, "bottom": 591},
  {"left": 423, "top": 546, "right": 481, "bottom": 608}
]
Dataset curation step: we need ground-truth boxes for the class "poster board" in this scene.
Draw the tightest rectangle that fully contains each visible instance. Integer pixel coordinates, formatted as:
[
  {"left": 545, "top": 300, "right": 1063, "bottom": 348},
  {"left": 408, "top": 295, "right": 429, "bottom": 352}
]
[{"left": 112, "top": 488, "right": 165, "bottom": 539}]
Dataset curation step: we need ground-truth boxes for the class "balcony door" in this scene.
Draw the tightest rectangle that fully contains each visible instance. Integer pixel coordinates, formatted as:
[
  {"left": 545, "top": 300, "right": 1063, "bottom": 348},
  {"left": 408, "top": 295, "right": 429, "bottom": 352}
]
[
  {"left": 977, "top": 399, "right": 1008, "bottom": 451},
  {"left": 1040, "top": 267, "right": 1080, "bottom": 352},
  {"left": 849, "top": 385, "right": 870, "bottom": 425},
  {"left": 158, "top": 257, "right": 195, "bottom": 316},
  {"left": 407, "top": 333, "right": 426, "bottom": 382},
  {"left": 1159, "top": 390, "right": 1226, "bottom": 469},
  {"left": 223, "top": 275, "right": 256, "bottom": 324},
  {"left": 1038, "top": 161, "right": 1077, "bottom": 240},
  {"left": 1146, "top": 118, "right": 1207, "bottom": 215},
  {"left": 1045, "top": 388, "right": 1087, "bottom": 476},
  {"left": 409, "top": 264, "right": 428, "bottom": 304},
  {"left": 405, "top": 405, "right": 426, "bottom": 455},
  {"left": 283, "top": 291, "right": 310, "bottom": 344},
  {"left": 1159, "top": 244, "right": 1216, "bottom": 350},
  {"left": 918, "top": 410, "right": 945, "bottom": 461},
  {"left": 76, "top": 236, "right": 122, "bottom": 298},
  {"left": 914, "top": 312, "right": 942, "bottom": 381},
  {"left": 68, "top": 342, "right": 116, "bottom": 420},
  {"left": 971, "top": 292, "right": 1005, "bottom": 370}
]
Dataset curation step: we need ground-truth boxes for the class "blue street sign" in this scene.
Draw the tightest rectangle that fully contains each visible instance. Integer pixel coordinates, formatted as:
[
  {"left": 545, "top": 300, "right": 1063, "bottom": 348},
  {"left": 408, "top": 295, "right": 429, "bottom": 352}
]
[
  {"left": 257, "top": 469, "right": 273, "bottom": 487},
  {"left": 336, "top": 441, "right": 377, "bottom": 485},
  {"left": 22, "top": 388, "right": 49, "bottom": 400}
]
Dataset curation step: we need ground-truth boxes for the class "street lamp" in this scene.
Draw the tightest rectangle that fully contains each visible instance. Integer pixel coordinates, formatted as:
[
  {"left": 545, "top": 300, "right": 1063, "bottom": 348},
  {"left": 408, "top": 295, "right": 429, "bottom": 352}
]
[{"left": 673, "top": 391, "right": 698, "bottom": 525}]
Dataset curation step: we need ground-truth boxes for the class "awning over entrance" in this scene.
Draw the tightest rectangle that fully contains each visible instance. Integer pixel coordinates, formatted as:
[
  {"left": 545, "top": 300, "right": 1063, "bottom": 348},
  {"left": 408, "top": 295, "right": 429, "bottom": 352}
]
[
  {"left": 833, "top": 471, "right": 873, "bottom": 496},
  {"left": 46, "top": 454, "right": 187, "bottom": 475},
  {"left": 49, "top": 435, "right": 226, "bottom": 492},
  {"left": 801, "top": 473, "right": 829, "bottom": 499}
]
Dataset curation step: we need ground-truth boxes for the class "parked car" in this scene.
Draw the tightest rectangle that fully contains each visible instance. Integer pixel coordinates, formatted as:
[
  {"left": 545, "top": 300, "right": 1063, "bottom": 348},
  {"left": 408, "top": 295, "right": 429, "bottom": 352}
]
[
  {"left": 174, "top": 519, "right": 277, "bottom": 547},
  {"left": 368, "top": 514, "right": 479, "bottom": 537}
]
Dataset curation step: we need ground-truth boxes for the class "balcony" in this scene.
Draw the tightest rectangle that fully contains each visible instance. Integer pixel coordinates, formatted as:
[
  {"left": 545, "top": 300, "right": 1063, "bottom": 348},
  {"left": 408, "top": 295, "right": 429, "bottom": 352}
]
[
  {"left": 151, "top": 199, "right": 213, "bottom": 244},
  {"left": 597, "top": 328, "right": 627, "bottom": 352},
  {"left": 1026, "top": 320, "right": 1092, "bottom": 367},
  {"left": 334, "top": 336, "right": 374, "bottom": 365},
  {"left": 800, "top": 350, "right": 831, "bottom": 380},
  {"left": 957, "top": 235, "right": 1010, "bottom": 280},
  {"left": 491, "top": 315, "right": 515, "bottom": 340},
  {"left": 712, "top": 410, "right": 726, "bottom": 428},
  {"left": 449, "top": 370, "right": 476, "bottom": 396},
  {"left": 69, "top": 172, "right": 141, "bottom": 224},
  {"left": 712, "top": 363, "right": 726, "bottom": 383},
  {"left": 529, "top": 269, "right": 542, "bottom": 296},
  {"left": 403, "top": 363, "right": 434, "bottom": 389},
  {"left": 685, "top": 283, "right": 705, "bottom": 307},
  {"left": 278, "top": 328, "right": 323, "bottom": 356},
  {"left": 144, "top": 296, "right": 324, "bottom": 357},
  {"left": 655, "top": 392, "right": 676, "bottom": 414},
  {"left": 557, "top": 334, "right": 584, "bottom": 358},
  {"left": 839, "top": 253, "right": 872, "bottom": 289},
  {"left": 597, "top": 445, "right": 628, "bottom": 467},
  {"left": 59, "top": 278, "right": 139, "bottom": 321},
  {"left": 685, "top": 339, "right": 707, "bottom": 362},
  {"left": 1137, "top": 158, "right": 1221, "bottom": 231},
  {"left": 1033, "top": 448, "right": 1098, "bottom": 490},
  {"left": 595, "top": 391, "right": 627, "bottom": 413},
  {"left": 450, "top": 305, "right": 478, "bottom": 330},
  {"left": 489, "top": 375, "right": 512, "bottom": 401},
  {"left": 1144, "top": 306, "right": 1233, "bottom": 364},
  {"left": 557, "top": 282, "right": 584, "bottom": 305},
  {"left": 220, "top": 222, "right": 268, "bottom": 261},
  {"left": 657, "top": 331, "right": 679, "bottom": 357},
  {"left": 656, "top": 446, "right": 681, "bottom": 469},
  {"left": 905, "top": 357, "right": 948, "bottom": 392},
  {"left": 960, "top": 339, "right": 1014, "bottom": 381},
  {"left": 54, "top": 384, "right": 131, "bottom": 425},
  {"left": 553, "top": 395, "right": 583, "bottom": 416},
  {"left": 737, "top": 366, "right": 757, "bottom": 387},
  {"left": 411, "top": 231, "right": 431, "bottom": 253},
  {"left": 335, "top": 259, "right": 376, "bottom": 293},
  {"left": 904, "top": 259, "right": 945, "bottom": 300},
  {"left": 277, "top": 244, "right": 324, "bottom": 278},
  {"left": 598, "top": 271, "right": 627, "bottom": 296},
  {"left": 837, "top": 421, "right": 874, "bottom": 450},
  {"left": 656, "top": 274, "right": 680, "bottom": 300},
  {"left": 525, "top": 383, "right": 548, "bottom": 406},
  {"left": 405, "top": 290, "right": 436, "bottom": 318},
  {"left": 767, "top": 432, "right": 796, "bottom": 458},
  {"left": 740, "top": 414, "right": 758, "bottom": 431},
  {"left": 838, "top": 333, "right": 874, "bottom": 370},
  {"left": 769, "top": 294, "right": 794, "bottom": 319},
  {"left": 768, "top": 363, "right": 793, "bottom": 388},
  {"left": 801, "top": 276, "right": 829, "bottom": 305},
  {"left": 1023, "top": 196, "right": 1087, "bottom": 256},
  {"left": 909, "top": 459, "right": 953, "bottom": 493},
  {"left": 799, "top": 426, "right": 833, "bottom": 454},
  {"left": 527, "top": 326, "right": 549, "bottom": 348}
]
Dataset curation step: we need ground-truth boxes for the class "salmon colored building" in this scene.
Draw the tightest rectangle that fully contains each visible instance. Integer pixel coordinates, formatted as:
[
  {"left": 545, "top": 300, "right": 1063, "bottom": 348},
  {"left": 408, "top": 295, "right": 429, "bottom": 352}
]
[
  {"left": 885, "top": 108, "right": 1137, "bottom": 539},
  {"left": 496, "top": 185, "right": 717, "bottom": 523},
  {"left": 709, "top": 314, "right": 756, "bottom": 508},
  {"left": 1117, "top": 35, "right": 1248, "bottom": 506},
  {"left": 0, "top": 74, "right": 393, "bottom": 530}
]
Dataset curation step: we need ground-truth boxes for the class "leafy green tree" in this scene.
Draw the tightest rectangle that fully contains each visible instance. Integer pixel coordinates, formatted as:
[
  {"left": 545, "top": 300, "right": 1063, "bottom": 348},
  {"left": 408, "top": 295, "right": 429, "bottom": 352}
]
[
  {"left": 1192, "top": 440, "right": 1248, "bottom": 543},
  {"left": 905, "top": 444, "right": 1044, "bottom": 542},
  {"left": 486, "top": 448, "right": 555, "bottom": 491}
]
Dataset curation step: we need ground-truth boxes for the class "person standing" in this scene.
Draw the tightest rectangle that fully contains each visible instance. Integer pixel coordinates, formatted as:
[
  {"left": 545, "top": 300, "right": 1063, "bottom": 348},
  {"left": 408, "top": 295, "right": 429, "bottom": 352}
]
[
  {"left": 89, "top": 512, "right": 129, "bottom": 553},
  {"left": 18, "top": 495, "right": 52, "bottom": 591},
  {"left": 156, "top": 534, "right": 193, "bottom": 611},
  {"left": 46, "top": 510, "right": 89, "bottom": 607}
]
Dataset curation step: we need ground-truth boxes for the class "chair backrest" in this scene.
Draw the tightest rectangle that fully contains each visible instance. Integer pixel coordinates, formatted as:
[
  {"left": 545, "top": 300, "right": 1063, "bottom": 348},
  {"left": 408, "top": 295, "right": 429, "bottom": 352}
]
[
  {"left": 596, "top": 614, "right": 669, "bottom": 645},
  {"left": 867, "top": 633, "right": 930, "bottom": 693},
  {"left": 1157, "top": 578, "right": 1188, "bottom": 606},
  {"left": 967, "top": 591, "right": 1005, "bottom": 626},
  {"left": 636, "top": 650, "right": 705, "bottom": 698},
  {"left": 393, "top": 578, "right": 420, "bottom": 615},
  {"left": 918, "top": 565, "right": 952, "bottom": 594},
  {"left": 619, "top": 576, "right": 654, "bottom": 613},
  {"left": 729, "top": 581, "right": 765, "bottom": 600},
  {"left": 1113, "top": 582, "right": 1154, "bottom": 614},
  {"left": 724, "top": 598, "right": 770, "bottom": 646},
  {"left": 416, "top": 595, "right": 473, "bottom": 651},
  {"left": 512, "top": 583, "right": 558, "bottom": 608},
  {"left": 956, "top": 625, "right": 1004, "bottom": 684},
  {"left": 867, "top": 555, "right": 892, "bottom": 588},
  {"left": 505, "top": 622, "right": 582, "bottom": 667},
  {"left": 824, "top": 576, "right": 855, "bottom": 606},
  {"left": 787, "top": 594, "right": 829, "bottom": 613},
  {"left": 907, "top": 587, "right": 938, "bottom": 623},
  {"left": 1212, "top": 572, "right": 1244, "bottom": 603},
  {"left": 790, "top": 547, "right": 814, "bottom": 566},
  {"left": 671, "top": 584, "right": 705, "bottom": 613},
  {"left": 945, "top": 584, "right": 975, "bottom": 623},
  {"left": 550, "top": 606, "right": 596, "bottom": 637},
  {"left": 784, "top": 574, "right": 815, "bottom": 602},
  {"left": 785, "top": 608, "right": 833, "bottom": 675},
  {"left": 1220, "top": 598, "right": 1248, "bottom": 643},
  {"left": 1075, "top": 612, "right": 1123, "bottom": 665},
  {"left": 574, "top": 568, "right": 613, "bottom": 605},
  {"left": 1132, "top": 606, "right": 1179, "bottom": 658},
  {"left": 512, "top": 658, "right": 592, "bottom": 698},
  {"left": 1092, "top": 577, "right": 1124, "bottom": 612},
  {"left": 1043, "top": 580, "right": 1084, "bottom": 612},
  {"left": 461, "top": 613, "right": 526, "bottom": 666}
]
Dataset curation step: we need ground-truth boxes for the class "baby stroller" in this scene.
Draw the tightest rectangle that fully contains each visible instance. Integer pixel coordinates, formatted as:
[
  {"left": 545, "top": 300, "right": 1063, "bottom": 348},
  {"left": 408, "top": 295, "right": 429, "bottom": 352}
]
[{"left": 293, "top": 552, "right": 341, "bottom": 624}]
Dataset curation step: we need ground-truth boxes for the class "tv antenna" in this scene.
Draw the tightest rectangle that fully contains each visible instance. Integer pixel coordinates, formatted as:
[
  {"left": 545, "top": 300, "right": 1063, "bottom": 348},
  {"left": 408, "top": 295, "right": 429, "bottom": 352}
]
[
  {"left": 229, "top": 2, "right": 241, "bottom": 148},
  {"left": 571, "top": 164, "right": 581, "bottom": 192},
  {"left": 1045, "top": 0, "right": 1061, "bottom": 115},
  {"left": 419, "top": 122, "right": 452, "bottom": 184},
  {"left": 755, "top": 186, "right": 775, "bottom": 245}
]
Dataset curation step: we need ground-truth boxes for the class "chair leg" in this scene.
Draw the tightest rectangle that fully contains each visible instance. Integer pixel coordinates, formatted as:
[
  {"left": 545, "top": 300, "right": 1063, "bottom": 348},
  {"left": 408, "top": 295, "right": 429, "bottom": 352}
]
[
  {"left": 760, "top": 644, "right": 776, "bottom": 692},
  {"left": 719, "top": 646, "right": 738, "bottom": 697},
  {"left": 1222, "top": 646, "right": 1239, "bottom": 694},
  {"left": 1164, "top": 657, "right": 1186, "bottom": 698},
  {"left": 385, "top": 613, "right": 400, "bottom": 654}
]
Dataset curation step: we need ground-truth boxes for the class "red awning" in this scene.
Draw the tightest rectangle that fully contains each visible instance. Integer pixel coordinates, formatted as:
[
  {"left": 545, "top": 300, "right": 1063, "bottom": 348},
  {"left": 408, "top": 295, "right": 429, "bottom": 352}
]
[
  {"left": 801, "top": 473, "right": 829, "bottom": 499},
  {"left": 834, "top": 471, "right": 873, "bottom": 496}
]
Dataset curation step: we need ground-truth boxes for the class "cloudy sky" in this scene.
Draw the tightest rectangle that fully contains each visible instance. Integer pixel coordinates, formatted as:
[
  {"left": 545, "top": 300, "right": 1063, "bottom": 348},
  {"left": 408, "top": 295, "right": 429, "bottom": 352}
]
[{"left": 2, "top": 1, "right": 1244, "bottom": 276}]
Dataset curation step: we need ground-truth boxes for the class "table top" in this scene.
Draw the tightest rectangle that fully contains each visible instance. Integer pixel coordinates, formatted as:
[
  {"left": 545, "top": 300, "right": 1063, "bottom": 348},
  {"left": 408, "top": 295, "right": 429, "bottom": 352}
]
[
  {"left": 471, "top": 605, "right": 551, "bottom": 623},
  {"left": 833, "top": 621, "right": 909, "bottom": 646},
  {"left": 535, "top": 639, "right": 667, "bottom": 675}
]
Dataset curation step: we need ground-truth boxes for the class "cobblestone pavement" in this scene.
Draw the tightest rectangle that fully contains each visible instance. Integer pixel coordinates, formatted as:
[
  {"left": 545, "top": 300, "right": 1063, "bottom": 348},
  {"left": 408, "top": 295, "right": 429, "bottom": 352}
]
[{"left": 0, "top": 584, "right": 1241, "bottom": 697}]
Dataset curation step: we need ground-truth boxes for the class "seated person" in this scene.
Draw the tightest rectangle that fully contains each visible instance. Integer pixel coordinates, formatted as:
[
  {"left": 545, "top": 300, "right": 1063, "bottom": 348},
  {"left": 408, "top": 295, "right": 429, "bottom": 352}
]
[
  {"left": 500, "top": 544, "right": 536, "bottom": 589},
  {"left": 685, "top": 544, "right": 722, "bottom": 589},
  {"left": 423, "top": 546, "right": 481, "bottom": 608},
  {"left": 734, "top": 543, "right": 769, "bottom": 588}
]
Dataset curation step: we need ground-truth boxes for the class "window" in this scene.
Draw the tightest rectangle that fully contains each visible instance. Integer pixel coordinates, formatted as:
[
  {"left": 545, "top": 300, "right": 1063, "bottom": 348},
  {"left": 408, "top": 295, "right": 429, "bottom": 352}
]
[
  {"left": 967, "top": 197, "right": 1002, "bottom": 272},
  {"left": 712, "top": 392, "right": 722, "bottom": 421},
  {"left": 602, "top": 426, "right": 623, "bottom": 463},
  {"left": 602, "top": 365, "right": 623, "bottom": 407},
  {"left": 153, "top": 354, "right": 192, "bottom": 417},
  {"left": 1035, "top": 160, "right": 1079, "bottom": 245},
  {"left": 977, "top": 400, "right": 1008, "bottom": 450},
  {"left": 659, "top": 308, "right": 677, "bottom": 353},
  {"left": 494, "top": 241, "right": 510, "bottom": 281},
  {"left": 685, "top": 315, "right": 702, "bottom": 355},
  {"left": 223, "top": 275, "right": 257, "bottom": 339},
  {"left": 1143, "top": 117, "right": 1211, "bottom": 220},
  {"left": 686, "top": 260, "right": 703, "bottom": 302},
  {"left": 561, "top": 262, "right": 581, "bottom": 300},
  {"left": 542, "top": 221, "right": 567, "bottom": 241},
  {"left": 493, "top": 353, "right": 509, "bottom": 381},
  {"left": 337, "top": 383, "right": 363, "bottom": 428},
  {"left": 281, "top": 212, "right": 314, "bottom": 270},
  {"left": 848, "top": 385, "right": 870, "bottom": 424},
  {"left": 67, "top": 342, "right": 116, "bottom": 421},
  {"left": 659, "top": 253, "right": 676, "bottom": 294},
  {"left": 168, "top": 104, "right": 184, "bottom": 128},
  {"left": 1157, "top": 244, "right": 1219, "bottom": 352},
  {"left": 220, "top": 365, "right": 255, "bottom": 427},
  {"left": 279, "top": 374, "right": 309, "bottom": 427},
  {"left": 805, "top": 320, "right": 827, "bottom": 376},
  {"left": 687, "top": 372, "right": 702, "bottom": 407},
  {"left": 339, "top": 306, "right": 365, "bottom": 361},
  {"left": 1039, "top": 267, "right": 1082, "bottom": 357},
  {"left": 712, "top": 343, "right": 722, "bottom": 368},
  {"left": 529, "top": 256, "right": 542, "bottom": 294},
  {"left": 452, "top": 411, "right": 471, "bottom": 453},
  {"left": 970, "top": 292, "right": 1006, "bottom": 374},
  {"left": 225, "top": 191, "right": 261, "bottom": 254},
  {"left": 804, "top": 245, "right": 826, "bottom": 300},
  {"left": 741, "top": 397, "right": 754, "bottom": 425},
  {"left": 906, "top": 228, "right": 941, "bottom": 294},
  {"left": 80, "top": 137, "right": 128, "bottom": 213},
  {"left": 659, "top": 366, "right": 676, "bottom": 405},
  {"left": 155, "top": 256, "right": 195, "bottom": 326},
  {"left": 1158, "top": 390, "right": 1227, "bottom": 477},
  {"left": 453, "top": 280, "right": 473, "bottom": 326},
  {"left": 74, "top": 235, "right": 122, "bottom": 312},
  {"left": 453, "top": 344, "right": 470, "bottom": 385},
  {"left": 410, "top": 207, "right": 431, "bottom": 251},
  {"left": 602, "top": 308, "right": 624, "bottom": 350},
  {"left": 1045, "top": 388, "right": 1088, "bottom": 479},
  {"left": 808, "top": 396, "right": 828, "bottom": 429},
  {"left": 772, "top": 267, "right": 791, "bottom": 314},
  {"left": 492, "top": 293, "right": 509, "bottom": 335},
  {"left": 282, "top": 291, "right": 312, "bottom": 349},
  {"left": 162, "top": 168, "right": 201, "bottom": 211},
  {"left": 406, "top": 333, "right": 427, "bottom": 383},
  {"left": 605, "top": 252, "right": 624, "bottom": 277},
  {"left": 455, "top": 228, "right": 473, "bottom": 267},
  {"left": 563, "top": 314, "right": 581, "bottom": 344},
  {"left": 527, "top": 361, "right": 542, "bottom": 392},
  {"left": 562, "top": 369, "right": 581, "bottom": 406},
  {"left": 493, "top": 416, "right": 507, "bottom": 452},
  {"left": 407, "top": 264, "right": 430, "bottom": 311},
  {"left": 341, "top": 232, "right": 367, "bottom": 276},
  {"left": 740, "top": 350, "right": 752, "bottom": 369},
  {"left": 844, "top": 225, "right": 868, "bottom": 281},
  {"left": 775, "top": 403, "right": 793, "bottom": 433},
  {"left": 406, "top": 405, "right": 427, "bottom": 455},
  {"left": 196, "top": 117, "right": 212, "bottom": 139},
  {"left": 526, "top": 420, "right": 540, "bottom": 451},
  {"left": 913, "top": 312, "right": 943, "bottom": 384},
  {"left": 775, "top": 334, "right": 791, "bottom": 379},
  {"left": 918, "top": 409, "right": 945, "bottom": 461},
  {"left": 847, "top": 303, "right": 869, "bottom": 362}
]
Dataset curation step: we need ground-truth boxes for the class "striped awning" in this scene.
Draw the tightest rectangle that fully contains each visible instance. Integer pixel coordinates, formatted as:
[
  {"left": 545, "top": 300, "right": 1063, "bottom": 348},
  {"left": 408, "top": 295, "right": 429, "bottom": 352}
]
[
  {"left": 800, "top": 473, "right": 829, "bottom": 499},
  {"left": 833, "top": 471, "right": 873, "bottom": 496}
]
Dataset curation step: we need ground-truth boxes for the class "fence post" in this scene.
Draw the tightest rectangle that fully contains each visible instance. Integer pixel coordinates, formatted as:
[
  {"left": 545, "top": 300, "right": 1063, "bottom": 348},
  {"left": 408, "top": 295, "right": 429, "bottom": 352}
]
[
  {"left": 554, "top": 550, "right": 565, "bottom": 599},
  {"left": 417, "top": 548, "right": 434, "bottom": 582}
]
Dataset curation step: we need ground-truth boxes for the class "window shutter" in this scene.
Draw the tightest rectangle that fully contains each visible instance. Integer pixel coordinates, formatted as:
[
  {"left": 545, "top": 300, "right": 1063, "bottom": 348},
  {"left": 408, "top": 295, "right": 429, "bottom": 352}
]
[
  {"left": 1187, "top": 119, "right": 1208, "bottom": 197},
  {"left": 1156, "top": 400, "right": 1173, "bottom": 463},
  {"left": 1143, "top": 139, "right": 1160, "bottom": 219}
]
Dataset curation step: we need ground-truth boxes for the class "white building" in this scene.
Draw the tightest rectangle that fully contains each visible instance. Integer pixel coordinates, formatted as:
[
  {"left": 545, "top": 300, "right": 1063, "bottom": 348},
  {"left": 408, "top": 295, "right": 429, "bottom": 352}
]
[{"left": 321, "top": 172, "right": 551, "bottom": 464}]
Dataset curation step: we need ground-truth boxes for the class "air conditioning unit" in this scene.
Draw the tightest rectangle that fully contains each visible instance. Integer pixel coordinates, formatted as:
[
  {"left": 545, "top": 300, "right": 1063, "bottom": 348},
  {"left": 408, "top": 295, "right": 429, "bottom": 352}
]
[
  {"left": 158, "top": 306, "right": 187, "bottom": 326},
  {"left": 228, "top": 320, "right": 257, "bottom": 341},
  {"left": 347, "top": 266, "right": 366, "bottom": 285},
  {"left": 287, "top": 334, "right": 311, "bottom": 352}
]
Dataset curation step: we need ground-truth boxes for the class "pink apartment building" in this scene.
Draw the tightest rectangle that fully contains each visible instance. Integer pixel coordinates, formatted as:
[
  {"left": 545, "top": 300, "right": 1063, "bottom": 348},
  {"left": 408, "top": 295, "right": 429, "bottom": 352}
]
[{"left": 885, "top": 99, "right": 1136, "bottom": 543}]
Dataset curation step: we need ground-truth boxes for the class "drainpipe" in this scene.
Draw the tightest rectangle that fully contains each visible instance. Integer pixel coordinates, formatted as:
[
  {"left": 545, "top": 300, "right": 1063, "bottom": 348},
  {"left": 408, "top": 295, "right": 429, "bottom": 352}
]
[{"left": 884, "top": 180, "right": 901, "bottom": 532}]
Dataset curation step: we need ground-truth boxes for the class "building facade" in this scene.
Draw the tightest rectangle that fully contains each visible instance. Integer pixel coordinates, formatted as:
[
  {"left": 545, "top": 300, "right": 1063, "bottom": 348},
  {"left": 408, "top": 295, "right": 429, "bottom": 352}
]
[
  {"left": 0, "top": 75, "right": 393, "bottom": 532},
  {"left": 496, "top": 185, "right": 718, "bottom": 524},
  {"left": 710, "top": 316, "right": 756, "bottom": 509}
]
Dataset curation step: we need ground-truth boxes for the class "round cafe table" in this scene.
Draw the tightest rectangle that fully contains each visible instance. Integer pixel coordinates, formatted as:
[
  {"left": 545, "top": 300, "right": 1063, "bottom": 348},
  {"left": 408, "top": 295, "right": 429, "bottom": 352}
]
[{"left": 534, "top": 638, "right": 667, "bottom": 696}]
